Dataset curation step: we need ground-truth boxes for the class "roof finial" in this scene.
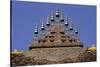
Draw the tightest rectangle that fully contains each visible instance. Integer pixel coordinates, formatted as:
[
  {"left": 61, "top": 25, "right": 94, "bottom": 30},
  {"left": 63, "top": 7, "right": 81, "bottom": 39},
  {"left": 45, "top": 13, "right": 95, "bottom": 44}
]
[
  {"left": 34, "top": 24, "right": 38, "bottom": 34},
  {"left": 60, "top": 11, "right": 64, "bottom": 21},
  {"left": 65, "top": 16, "right": 68, "bottom": 26},
  {"left": 51, "top": 10, "right": 54, "bottom": 21},
  {"left": 41, "top": 17, "right": 45, "bottom": 30},
  {"left": 75, "top": 25, "right": 78, "bottom": 34},
  {"left": 70, "top": 19, "right": 73, "bottom": 30},
  {"left": 56, "top": 8, "right": 60, "bottom": 17},
  {"left": 46, "top": 15, "right": 50, "bottom": 25}
]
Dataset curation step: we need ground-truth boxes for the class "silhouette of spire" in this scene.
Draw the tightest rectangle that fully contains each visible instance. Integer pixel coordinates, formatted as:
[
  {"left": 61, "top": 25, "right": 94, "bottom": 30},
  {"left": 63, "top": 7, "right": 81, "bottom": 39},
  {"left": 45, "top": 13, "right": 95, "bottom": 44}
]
[
  {"left": 51, "top": 10, "right": 55, "bottom": 27},
  {"left": 46, "top": 15, "right": 50, "bottom": 25},
  {"left": 60, "top": 11, "right": 64, "bottom": 22},
  {"left": 75, "top": 25, "right": 78, "bottom": 34},
  {"left": 75, "top": 25, "right": 80, "bottom": 42},
  {"left": 46, "top": 16, "right": 51, "bottom": 35},
  {"left": 34, "top": 24, "right": 38, "bottom": 34},
  {"left": 56, "top": 8, "right": 60, "bottom": 17},
  {"left": 70, "top": 19, "right": 73, "bottom": 30},
  {"left": 51, "top": 10, "right": 54, "bottom": 21},
  {"left": 41, "top": 17, "right": 45, "bottom": 30},
  {"left": 65, "top": 16, "right": 68, "bottom": 26}
]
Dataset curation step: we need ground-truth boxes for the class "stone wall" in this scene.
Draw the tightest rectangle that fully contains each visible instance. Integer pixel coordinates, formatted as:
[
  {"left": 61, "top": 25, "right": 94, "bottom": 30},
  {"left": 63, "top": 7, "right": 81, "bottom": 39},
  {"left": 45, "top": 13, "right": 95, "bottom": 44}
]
[{"left": 24, "top": 47, "right": 87, "bottom": 63}]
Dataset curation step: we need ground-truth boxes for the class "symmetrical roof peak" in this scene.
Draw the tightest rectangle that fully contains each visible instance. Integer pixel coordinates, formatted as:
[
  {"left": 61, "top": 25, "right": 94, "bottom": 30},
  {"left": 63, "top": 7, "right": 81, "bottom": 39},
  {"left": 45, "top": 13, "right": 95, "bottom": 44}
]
[{"left": 29, "top": 9, "right": 83, "bottom": 50}]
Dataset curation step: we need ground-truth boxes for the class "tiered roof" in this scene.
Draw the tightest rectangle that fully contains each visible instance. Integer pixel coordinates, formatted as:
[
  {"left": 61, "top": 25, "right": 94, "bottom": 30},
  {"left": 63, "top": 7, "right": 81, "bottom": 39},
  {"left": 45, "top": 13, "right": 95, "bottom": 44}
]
[{"left": 29, "top": 9, "right": 83, "bottom": 50}]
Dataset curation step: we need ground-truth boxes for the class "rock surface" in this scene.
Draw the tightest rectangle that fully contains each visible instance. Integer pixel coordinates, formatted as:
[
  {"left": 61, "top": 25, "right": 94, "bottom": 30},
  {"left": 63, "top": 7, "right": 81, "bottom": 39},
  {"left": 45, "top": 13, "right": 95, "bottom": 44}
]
[
  {"left": 24, "top": 47, "right": 87, "bottom": 63},
  {"left": 11, "top": 47, "right": 96, "bottom": 66}
]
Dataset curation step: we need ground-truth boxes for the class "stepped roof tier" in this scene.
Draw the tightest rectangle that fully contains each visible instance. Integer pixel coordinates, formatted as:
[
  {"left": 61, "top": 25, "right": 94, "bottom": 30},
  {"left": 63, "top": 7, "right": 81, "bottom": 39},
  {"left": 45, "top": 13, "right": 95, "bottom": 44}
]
[{"left": 29, "top": 9, "right": 84, "bottom": 50}]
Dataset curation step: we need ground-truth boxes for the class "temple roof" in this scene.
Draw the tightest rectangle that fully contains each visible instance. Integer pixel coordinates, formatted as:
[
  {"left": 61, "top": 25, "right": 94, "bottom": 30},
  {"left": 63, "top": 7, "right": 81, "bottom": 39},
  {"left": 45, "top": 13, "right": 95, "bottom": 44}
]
[{"left": 29, "top": 9, "right": 83, "bottom": 50}]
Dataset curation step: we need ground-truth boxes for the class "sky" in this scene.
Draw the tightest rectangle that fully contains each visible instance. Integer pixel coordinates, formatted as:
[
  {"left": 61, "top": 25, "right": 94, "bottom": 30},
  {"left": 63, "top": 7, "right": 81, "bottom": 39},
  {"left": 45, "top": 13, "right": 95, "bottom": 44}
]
[{"left": 11, "top": 1, "right": 96, "bottom": 50}]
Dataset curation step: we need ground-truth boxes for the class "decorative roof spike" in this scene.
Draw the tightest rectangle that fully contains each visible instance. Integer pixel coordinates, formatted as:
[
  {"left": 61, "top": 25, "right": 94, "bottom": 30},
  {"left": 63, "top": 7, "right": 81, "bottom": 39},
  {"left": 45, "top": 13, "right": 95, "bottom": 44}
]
[
  {"left": 34, "top": 24, "right": 38, "bottom": 34},
  {"left": 46, "top": 15, "right": 50, "bottom": 25},
  {"left": 70, "top": 19, "right": 73, "bottom": 30},
  {"left": 75, "top": 25, "right": 78, "bottom": 34},
  {"left": 41, "top": 18, "right": 45, "bottom": 30},
  {"left": 51, "top": 10, "right": 54, "bottom": 21},
  {"left": 60, "top": 12, "right": 64, "bottom": 21},
  {"left": 65, "top": 16, "right": 68, "bottom": 26},
  {"left": 56, "top": 8, "right": 60, "bottom": 17}
]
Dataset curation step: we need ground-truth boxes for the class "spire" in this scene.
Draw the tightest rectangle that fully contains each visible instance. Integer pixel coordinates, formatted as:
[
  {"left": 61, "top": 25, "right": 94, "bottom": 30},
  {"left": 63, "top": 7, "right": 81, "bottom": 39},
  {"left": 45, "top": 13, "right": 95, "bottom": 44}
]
[
  {"left": 56, "top": 8, "right": 60, "bottom": 17},
  {"left": 75, "top": 25, "right": 80, "bottom": 42},
  {"left": 34, "top": 24, "right": 38, "bottom": 34},
  {"left": 51, "top": 10, "right": 54, "bottom": 21},
  {"left": 70, "top": 19, "right": 73, "bottom": 30},
  {"left": 60, "top": 11, "right": 64, "bottom": 22},
  {"left": 46, "top": 16, "right": 51, "bottom": 35},
  {"left": 41, "top": 18, "right": 45, "bottom": 30},
  {"left": 75, "top": 25, "right": 78, "bottom": 34},
  {"left": 46, "top": 15, "right": 50, "bottom": 25},
  {"left": 65, "top": 16, "right": 68, "bottom": 26}
]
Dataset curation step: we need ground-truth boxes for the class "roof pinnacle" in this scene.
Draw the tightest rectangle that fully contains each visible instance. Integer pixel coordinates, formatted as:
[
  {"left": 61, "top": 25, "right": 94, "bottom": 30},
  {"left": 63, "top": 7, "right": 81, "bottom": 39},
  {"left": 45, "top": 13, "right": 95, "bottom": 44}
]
[
  {"left": 41, "top": 17, "right": 45, "bottom": 30},
  {"left": 70, "top": 19, "right": 73, "bottom": 30}
]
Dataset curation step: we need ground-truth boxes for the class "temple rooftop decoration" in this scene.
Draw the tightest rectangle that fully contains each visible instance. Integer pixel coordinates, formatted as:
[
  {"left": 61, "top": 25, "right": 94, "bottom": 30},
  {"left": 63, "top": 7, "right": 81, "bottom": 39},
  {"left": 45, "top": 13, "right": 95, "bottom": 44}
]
[{"left": 29, "top": 9, "right": 84, "bottom": 50}]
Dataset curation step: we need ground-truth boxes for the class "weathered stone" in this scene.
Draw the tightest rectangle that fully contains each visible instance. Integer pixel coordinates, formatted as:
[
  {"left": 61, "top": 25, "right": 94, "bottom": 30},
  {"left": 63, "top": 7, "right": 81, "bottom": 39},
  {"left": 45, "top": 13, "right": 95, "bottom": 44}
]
[{"left": 24, "top": 47, "right": 87, "bottom": 63}]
